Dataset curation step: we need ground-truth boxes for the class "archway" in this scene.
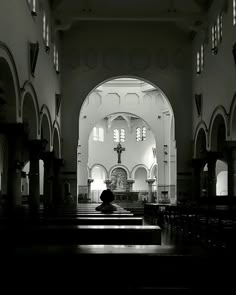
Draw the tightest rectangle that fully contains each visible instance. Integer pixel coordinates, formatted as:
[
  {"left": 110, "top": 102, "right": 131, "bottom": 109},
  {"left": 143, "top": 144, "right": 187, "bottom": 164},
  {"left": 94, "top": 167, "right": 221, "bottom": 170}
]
[
  {"left": 40, "top": 110, "right": 52, "bottom": 151},
  {"left": 0, "top": 55, "right": 19, "bottom": 123},
  {"left": 78, "top": 77, "right": 177, "bottom": 204},
  {"left": 22, "top": 92, "right": 38, "bottom": 140},
  {"left": 209, "top": 113, "right": 227, "bottom": 153}
]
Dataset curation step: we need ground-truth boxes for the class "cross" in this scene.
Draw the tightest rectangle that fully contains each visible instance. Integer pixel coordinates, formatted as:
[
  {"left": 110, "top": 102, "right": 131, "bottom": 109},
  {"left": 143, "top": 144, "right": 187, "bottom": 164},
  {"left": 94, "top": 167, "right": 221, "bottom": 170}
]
[{"left": 114, "top": 143, "right": 125, "bottom": 164}]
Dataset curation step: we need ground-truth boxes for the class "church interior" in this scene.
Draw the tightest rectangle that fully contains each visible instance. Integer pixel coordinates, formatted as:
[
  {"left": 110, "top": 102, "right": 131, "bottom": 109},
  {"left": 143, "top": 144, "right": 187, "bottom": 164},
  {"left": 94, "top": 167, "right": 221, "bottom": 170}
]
[{"left": 0, "top": 0, "right": 236, "bottom": 293}]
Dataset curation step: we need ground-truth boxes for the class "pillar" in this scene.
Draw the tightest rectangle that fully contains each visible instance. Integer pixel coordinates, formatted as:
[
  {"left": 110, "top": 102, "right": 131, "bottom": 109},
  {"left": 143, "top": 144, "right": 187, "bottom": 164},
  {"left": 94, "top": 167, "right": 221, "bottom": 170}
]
[
  {"left": 0, "top": 124, "right": 25, "bottom": 210},
  {"left": 192, "top": 158, "right": 205, "bottom": 201},
  {"left": 206, "top": 152, "right": 218, "bottom": 197},
  {"left": 28, "top": 140, "right": 46, "bottom": 211},
  {"left": 127, "top": 179, "right": 135, "bottom": 192},
  {"left": 53, "top": 158, "right": 64, "bottom": 204},
  {"left": 41, "top": 151, "right": 54, "bottom": 209},
  {"left": 225, "top": 142, "right": 236, "bottom": 196},
  {"left": 146, "top": 178, "right": 156, "bottom": 203},
  {"left": 87, "top": 178, "right": 94, "bottom": 202}
]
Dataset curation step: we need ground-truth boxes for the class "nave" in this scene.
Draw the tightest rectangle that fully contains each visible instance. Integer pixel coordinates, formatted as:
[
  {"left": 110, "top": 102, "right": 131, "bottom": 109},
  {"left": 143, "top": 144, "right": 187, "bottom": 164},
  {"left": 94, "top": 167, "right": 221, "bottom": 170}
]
[{"left": 0, "top": 202, "right": 234, "bottom": 295}]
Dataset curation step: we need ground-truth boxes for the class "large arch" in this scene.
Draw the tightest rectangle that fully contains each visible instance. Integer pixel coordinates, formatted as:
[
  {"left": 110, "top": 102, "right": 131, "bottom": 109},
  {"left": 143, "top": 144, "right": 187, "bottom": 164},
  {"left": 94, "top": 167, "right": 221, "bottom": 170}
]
[
  {"left": 0, "top": 42, "right": 20, "bottom": 123},
  {"left": 77, "top": 76, "right": 177, "bottom": 203},
  {"left": 208, "top": 106, "right": 228, "bottom": 153},
  {"left": 40, "top": 105, "right": 52, "bottom": 151}
]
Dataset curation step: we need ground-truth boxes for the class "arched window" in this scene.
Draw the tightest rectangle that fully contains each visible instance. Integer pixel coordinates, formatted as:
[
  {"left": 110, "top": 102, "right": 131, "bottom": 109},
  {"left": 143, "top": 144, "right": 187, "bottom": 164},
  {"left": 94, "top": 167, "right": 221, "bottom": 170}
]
[
  {"left": 136, "top": 127, "right": 146, "bottom": 141},
  {"left": 136, "top": 127, "right": 141, "bottom": 142},
  {"left": 120, "top": 128, "right": 125, "bottom": 142},
  {"left": 113, "top": 129, "right": 125, "bottom": 142},
  {"left": 93, "top": 127, "right": 104, "bottom": 142}
]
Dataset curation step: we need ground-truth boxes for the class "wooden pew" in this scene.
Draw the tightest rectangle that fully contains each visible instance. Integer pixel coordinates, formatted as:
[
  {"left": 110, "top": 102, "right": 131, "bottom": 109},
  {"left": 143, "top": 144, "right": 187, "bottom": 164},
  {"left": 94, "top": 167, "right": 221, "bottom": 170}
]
[{"left": 0, "top": 224, "right": 161, "bottom": 245}]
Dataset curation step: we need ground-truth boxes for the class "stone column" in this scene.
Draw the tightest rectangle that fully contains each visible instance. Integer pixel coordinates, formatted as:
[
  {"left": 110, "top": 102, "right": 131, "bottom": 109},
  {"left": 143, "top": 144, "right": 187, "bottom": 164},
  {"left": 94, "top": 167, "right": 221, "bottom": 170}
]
[
  {"left": 192, "top": 158, "right": 205, "bottom": 201},
  {"left": 225, "top": 142, "right": 236, "bottom": 196},
  {"left": 104, "top": 179, "right": 112, "bottom": 189},
  {"left": 127, "top": 179, "right": 135, "bottom": 192},
  {"left": 87, "top": 178, "right": 94, "bottom": 202},
  {"left": 53, "top": 158, "right": 64, "bottom": 205},
  {"left": 206, "top": 152, "right": 218, "bottom": 197},
  {"left": 146, "top": 178, "right": 156, "bottom": 203},
  {"left": 41, "top": 151, "right": 54, "bottom": 209},
  {"left": 28, "top": 140, "right": 46, "bottom": 211},
  {"left": 0, "top": 124, "right": 25, "bottom": 210}
]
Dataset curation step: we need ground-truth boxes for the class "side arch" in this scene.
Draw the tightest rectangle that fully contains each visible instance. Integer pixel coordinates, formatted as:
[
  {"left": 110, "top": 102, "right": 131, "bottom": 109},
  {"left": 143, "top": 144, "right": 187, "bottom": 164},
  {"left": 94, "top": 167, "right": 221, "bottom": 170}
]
[
  {"left": 52, "top": 120, "right": 61, "bottom": 158},
  {"left": 20, "top": 81, "right": 40, "bottom": 139},
  {"left": 193, "top": 120, "right": 208, "bottom": 158},
  {"left": 39, "top": 104, "right": 53, "bottom": 151},
  {"left": 208, "top": 106, "right": 228, "bottom": 152},
  {"left": 89, "top": 164, "right": 109, "bottom": 179},
  {"left": 131, "top": 164, "right": 149, "bottom": 179}
]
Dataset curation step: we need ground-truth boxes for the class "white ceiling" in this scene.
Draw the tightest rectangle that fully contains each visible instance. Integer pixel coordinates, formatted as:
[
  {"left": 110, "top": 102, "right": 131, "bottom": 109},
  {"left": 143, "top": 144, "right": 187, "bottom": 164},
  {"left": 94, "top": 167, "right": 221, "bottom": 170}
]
[{"left": 50, "top": 0, "right": 213, "bottom": 34}]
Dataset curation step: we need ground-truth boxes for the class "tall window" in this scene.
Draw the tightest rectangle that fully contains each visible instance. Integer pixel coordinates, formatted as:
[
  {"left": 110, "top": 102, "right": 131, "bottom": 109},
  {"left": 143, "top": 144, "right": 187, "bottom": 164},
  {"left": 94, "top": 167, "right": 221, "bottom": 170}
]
[
  {"left": 201, "top": 44, "right": 204, "bottom": 72},
  {"left": 43, "top": 13, "right": 46, "bottom": 42},
  {"left": 46, "top": 24, "right": 50, "bottom": 48},
  {"left": 234, "top": 0, "right": 236, "bottom": 25},
  {"left": 54, "top": 45, "right": 59, "bottom": 72},
  {"left": 211, "top": 23, "right": 218, "bottom": 54},
  {"left": 217, "top": 13, "right": 223, "bottom": 43},
  {"left": 113, "top": 129, "right": 125, "bottom": 143},
  {"left": 196, "top": 52, "right": 200, "bottom": 75},
  {"left": 136, "top": 127, "right": 146, "bottom": 141},
  {"left": 93, "top": 127, "right": 104, "bottom": 142}
]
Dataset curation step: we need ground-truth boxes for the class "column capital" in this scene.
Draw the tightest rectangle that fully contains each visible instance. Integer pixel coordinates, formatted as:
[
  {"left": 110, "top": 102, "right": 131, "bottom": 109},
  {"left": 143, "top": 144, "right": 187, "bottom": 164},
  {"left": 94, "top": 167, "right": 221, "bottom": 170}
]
[
  {"left": 127, "top": 179, "right": 135, "bottom": 184},
  {"left": 146, "top": 178, "right": 156, "bottom": 184},
  {"left": 87, "top": 178, "right": 94, "bottom": 184},
  {"left": 104, "top": 179, "right": 112, "bottom": 185},
  {"left": 206, "top": 151, "right": 223, "bottom": 160}
]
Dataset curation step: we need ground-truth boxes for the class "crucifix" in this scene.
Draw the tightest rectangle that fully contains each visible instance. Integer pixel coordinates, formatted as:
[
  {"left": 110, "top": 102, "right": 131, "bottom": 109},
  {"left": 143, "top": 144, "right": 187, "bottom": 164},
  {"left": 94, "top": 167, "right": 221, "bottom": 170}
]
[{"left": 114, "top": 143, "right": 125, "bottom": 164}]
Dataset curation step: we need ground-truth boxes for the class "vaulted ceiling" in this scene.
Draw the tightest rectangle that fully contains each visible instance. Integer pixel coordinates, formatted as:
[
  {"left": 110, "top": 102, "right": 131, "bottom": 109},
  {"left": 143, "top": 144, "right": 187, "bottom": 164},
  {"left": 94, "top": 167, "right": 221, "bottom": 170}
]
[{"left": 49, "top": 0, "right": 214, "bottom": 35}]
